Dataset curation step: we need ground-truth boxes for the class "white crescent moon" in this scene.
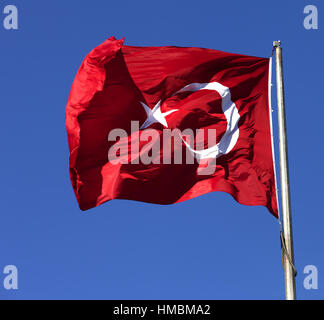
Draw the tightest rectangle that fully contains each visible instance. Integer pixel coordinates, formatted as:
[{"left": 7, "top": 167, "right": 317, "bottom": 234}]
[{"left": 173, "top": 82, "right": 240, "bottom": 159}]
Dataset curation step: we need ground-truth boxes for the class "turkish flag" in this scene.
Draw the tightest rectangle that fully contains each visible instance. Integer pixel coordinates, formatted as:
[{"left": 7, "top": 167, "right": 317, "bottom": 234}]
[{"left": 66, "top": 37, "right": 278, "bottom": 217}]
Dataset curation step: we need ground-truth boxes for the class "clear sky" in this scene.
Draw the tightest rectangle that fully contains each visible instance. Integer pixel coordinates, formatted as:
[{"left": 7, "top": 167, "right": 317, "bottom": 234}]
[{"left": 0, "top": 0, "right": 322, "bottom": 300}]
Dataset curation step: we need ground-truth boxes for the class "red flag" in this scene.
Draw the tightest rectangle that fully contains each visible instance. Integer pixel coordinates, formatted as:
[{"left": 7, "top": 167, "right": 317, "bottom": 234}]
[{"left": 66, "top": 37, "right": 278, "bottom": 217}]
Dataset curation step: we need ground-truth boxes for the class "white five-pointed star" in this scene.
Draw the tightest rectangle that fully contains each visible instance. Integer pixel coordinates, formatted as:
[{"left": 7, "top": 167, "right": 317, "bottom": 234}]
[{"left": 140, "top": 100, "right": 178, "bottom": 129}]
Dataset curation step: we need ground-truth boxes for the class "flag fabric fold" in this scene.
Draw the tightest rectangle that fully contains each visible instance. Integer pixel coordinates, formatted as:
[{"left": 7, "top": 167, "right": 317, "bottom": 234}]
[{"left": 65, "top": 36, "right": 278, "bottom": 217}]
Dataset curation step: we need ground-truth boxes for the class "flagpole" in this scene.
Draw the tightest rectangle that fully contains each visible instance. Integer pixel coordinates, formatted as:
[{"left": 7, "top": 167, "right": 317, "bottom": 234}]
[{"left": 273, "top": 40, "right": 296, "bottom": 300}]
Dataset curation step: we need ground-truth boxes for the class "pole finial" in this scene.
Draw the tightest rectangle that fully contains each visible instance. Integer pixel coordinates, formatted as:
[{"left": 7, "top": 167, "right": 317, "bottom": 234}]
[{"left": 273, "top": 40, "right": 281, "bottom": 47}]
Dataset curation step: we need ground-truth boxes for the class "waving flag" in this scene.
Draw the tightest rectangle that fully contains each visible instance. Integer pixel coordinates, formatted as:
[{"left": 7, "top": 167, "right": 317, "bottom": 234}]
[{"left": 66, "top": 37, "right": 278, "bottom": 217}]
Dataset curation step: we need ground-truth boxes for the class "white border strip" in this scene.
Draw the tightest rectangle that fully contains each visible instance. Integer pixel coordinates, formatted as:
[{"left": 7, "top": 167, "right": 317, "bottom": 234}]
[{"left": 268, "top": 57, "right": 281, "bottom": 222}]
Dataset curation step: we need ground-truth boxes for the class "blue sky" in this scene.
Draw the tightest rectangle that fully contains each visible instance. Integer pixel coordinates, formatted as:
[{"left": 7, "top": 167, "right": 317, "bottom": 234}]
[{"left": 0, "top": 0, "right": 322, "bottom": 300}]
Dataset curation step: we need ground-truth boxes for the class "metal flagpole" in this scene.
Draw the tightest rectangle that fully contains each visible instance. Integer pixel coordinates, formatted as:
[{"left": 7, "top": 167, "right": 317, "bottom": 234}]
[{"left": 273, "top": 40, "right": 296, "bottom": 300}]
